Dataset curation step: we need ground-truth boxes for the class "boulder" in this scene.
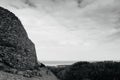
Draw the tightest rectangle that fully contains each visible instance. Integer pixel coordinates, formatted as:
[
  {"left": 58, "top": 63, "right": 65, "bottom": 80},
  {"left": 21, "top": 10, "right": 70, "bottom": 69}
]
[{"left": 0, "top": 7, "right": 38, "bottom": 70}]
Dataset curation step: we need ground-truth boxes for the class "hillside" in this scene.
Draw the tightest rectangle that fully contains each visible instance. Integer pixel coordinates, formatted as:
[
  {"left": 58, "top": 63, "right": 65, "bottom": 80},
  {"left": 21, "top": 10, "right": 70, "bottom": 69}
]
[
  {"left": 49, "top": 61, "right": 120, "bottom": 80},
  {"left": 0, "top": 68, "right": 58, "bottom": 80}
]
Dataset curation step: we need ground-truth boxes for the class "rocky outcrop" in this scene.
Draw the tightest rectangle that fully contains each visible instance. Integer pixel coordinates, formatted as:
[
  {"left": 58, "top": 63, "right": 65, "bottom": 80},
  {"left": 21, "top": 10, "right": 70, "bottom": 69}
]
[
  {"left": 0, "top": 7, "right": 38, "bottom": 70},
  {"left": 0, "top": 6, "right": 58, "bottom": 80},
  {"left": 0, "top": 68, "right": 58, "bottom": 80}
]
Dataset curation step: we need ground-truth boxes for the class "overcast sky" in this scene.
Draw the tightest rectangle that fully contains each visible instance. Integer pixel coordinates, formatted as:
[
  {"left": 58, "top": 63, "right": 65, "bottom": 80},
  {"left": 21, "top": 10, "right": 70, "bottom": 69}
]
[{"left": 1, "top": 0, "right": 120, "bottom": 61}]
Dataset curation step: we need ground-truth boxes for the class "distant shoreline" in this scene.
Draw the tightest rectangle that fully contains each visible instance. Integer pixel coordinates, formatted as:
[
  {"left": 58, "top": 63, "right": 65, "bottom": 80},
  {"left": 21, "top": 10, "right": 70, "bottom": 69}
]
[
  {"left": 41, "top": 60, "right": 120, "bottom": 66},
  {"left": 41, "top": 61, "right": 77, "bottom": 66}
]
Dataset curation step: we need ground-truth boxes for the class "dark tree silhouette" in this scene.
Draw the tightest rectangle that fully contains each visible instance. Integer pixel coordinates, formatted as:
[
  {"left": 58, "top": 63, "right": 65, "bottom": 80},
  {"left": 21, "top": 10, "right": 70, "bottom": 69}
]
[{"left": 49, "top": 61, "right": 120, "bottom": 80}]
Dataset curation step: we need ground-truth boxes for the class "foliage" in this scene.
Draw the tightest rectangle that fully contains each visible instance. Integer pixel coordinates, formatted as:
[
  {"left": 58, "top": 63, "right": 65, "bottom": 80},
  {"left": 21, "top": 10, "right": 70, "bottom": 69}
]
[{"left": 49, "top": 61, "right": 120, "bottom": 80}]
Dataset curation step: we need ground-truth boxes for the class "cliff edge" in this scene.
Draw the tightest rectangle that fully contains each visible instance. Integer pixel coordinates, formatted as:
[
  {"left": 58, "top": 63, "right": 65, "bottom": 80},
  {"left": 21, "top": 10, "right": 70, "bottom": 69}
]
[{"left": 0, "top": 6, "right": 58, "bottom": 80}]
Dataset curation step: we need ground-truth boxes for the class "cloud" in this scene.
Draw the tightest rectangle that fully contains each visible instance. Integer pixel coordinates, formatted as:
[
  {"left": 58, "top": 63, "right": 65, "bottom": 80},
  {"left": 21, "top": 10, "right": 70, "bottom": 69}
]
[
  {"left": 1, "top": 0, "right": 120, "bottom": 61},
  {"left": 24, "top": 0, "right": 36, "bottom": 8}
]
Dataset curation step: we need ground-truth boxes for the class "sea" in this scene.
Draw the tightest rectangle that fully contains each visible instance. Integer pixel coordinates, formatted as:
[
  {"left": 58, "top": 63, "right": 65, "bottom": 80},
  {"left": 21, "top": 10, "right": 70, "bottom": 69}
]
[
  {"left": 41, "top": 61, "right": 77, "bottom": 66},
  {"left": 41, "top": 60, "right": 117, "bottom": 66}
]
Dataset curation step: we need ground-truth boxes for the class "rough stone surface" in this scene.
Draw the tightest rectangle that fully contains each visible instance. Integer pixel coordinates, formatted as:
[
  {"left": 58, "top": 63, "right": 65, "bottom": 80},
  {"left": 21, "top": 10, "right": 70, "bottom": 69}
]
[
  {"left": 0, "top": 7, "right": 38, "bottom": 70},
  {"left": 0, "top": 68, "right": 58, "bottom": 80}
]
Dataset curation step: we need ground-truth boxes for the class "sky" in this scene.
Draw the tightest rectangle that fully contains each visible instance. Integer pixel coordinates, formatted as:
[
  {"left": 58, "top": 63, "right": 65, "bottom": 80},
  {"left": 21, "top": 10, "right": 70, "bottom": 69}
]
[{"left": 0, "top": 0, "right": 120, "bottom": 61}]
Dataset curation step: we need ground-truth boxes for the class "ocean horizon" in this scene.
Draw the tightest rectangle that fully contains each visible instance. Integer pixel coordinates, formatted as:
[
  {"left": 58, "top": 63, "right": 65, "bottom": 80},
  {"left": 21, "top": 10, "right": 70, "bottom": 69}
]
[
  {"left": 41, "top": 61, "right": 77, "bottom": 66},
  {"left": 40, "top": 60, "right": 120, "bottom": 66}
]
